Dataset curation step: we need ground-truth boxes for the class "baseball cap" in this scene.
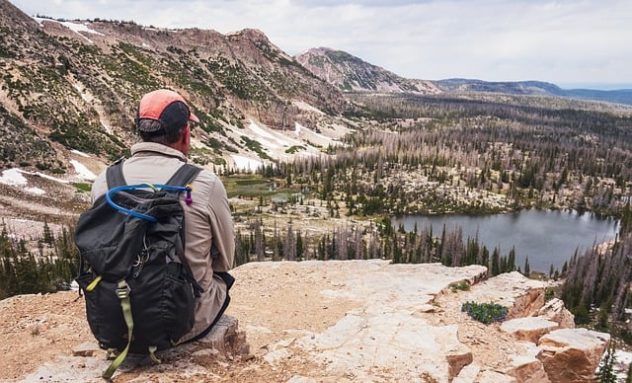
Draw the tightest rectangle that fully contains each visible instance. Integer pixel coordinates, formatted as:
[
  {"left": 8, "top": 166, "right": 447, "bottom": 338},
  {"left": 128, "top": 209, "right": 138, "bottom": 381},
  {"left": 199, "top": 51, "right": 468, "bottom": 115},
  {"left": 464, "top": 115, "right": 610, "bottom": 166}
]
[{"left": 136, "top": 89, "right": 199, "bottom": 135}]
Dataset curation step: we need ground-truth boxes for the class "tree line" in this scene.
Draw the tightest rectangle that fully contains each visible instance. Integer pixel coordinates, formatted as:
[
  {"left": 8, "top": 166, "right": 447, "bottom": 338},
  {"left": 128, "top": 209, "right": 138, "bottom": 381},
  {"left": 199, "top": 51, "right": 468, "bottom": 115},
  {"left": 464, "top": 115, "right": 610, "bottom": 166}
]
[
  {"left": 234, "top": 218, "right": 520, "bottom": 277},
  {"left": 0, "top": 222, "right": 78, "bottom": 300}
]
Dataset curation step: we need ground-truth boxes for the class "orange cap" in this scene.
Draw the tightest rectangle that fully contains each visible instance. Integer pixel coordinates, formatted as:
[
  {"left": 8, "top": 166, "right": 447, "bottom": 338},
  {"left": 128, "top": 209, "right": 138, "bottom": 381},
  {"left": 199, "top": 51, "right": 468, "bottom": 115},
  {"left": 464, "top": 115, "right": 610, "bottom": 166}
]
[{"left": 137, "top": 89, "right": 199, "bottom": 125}]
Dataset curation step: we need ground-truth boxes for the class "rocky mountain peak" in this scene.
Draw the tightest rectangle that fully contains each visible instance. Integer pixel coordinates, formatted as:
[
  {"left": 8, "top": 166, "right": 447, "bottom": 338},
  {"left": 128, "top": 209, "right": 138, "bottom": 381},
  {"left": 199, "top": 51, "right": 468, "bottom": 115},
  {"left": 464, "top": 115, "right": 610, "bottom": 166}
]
[{"left": 296, "top": 47, "right": 440, "bottom": 94}]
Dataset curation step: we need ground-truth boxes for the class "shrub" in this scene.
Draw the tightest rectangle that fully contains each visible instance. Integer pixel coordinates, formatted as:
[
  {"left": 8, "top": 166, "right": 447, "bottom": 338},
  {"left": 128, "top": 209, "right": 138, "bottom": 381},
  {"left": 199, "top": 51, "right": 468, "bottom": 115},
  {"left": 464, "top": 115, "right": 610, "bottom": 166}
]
[
  {"left": 450, "top": 281, "right": 470, "bottom": 292},
  {"left": 461, "top": 302, "right": 508, "bottom": 324},
  {"left": 544, "top": 287, "right": 555, "bottom": 302}
]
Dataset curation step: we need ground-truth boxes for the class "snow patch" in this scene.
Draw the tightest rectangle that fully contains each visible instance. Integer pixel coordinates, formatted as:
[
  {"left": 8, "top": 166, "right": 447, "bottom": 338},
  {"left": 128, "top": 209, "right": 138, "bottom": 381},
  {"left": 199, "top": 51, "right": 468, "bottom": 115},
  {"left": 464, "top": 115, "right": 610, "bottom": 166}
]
[
  {"left": 70, "top": 160, "right": 96, "bottom": 181},
  {"left": 25, "top": 187, "right": 46, "bottom": 196},
  {"left": 59, "top": 20, "right": 103, "bottom": 36},
  {"left": 231, "top": 155, "right": 263, "bottom": 172},
  {"left": 0, "top": 169, "right": 50, "bottom": 195},
  {"left": 0, "top": 168, "right": 28, "bottom": 187},
  {"left": 70, "top": 149, "right": 90, "bottom": 158},
  {"left": 33, "top": 17, "right": 103, "bottom": 44},
  {"left": 614, "top": 350, "right": 632, "bottom": 381},
  {"left": 247, "top": 120, "right": 306, "bottom": 150},
  {"left": 31, "top": 172, "right": 69, "bottom": 184}
]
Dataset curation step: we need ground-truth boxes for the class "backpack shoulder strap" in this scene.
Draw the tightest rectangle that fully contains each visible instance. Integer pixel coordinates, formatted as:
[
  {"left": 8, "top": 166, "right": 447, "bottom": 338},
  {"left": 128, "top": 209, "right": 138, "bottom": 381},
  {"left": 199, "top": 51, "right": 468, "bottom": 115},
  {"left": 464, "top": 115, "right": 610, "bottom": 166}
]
[
  {"left": 166, "top": 163, "right": 202, "bottom": 187},
  {"left": 106, "top": 159, "right": 127, "bottom": 189}
]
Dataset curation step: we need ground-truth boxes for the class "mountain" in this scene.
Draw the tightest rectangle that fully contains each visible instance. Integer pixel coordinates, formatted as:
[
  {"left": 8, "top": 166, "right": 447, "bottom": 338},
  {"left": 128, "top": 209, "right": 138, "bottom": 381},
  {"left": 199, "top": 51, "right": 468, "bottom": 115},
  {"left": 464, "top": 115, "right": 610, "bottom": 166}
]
[
  {"left": 295, "top": 47, "right": 440, "bottom": 94},
  {"left": 436, "top": 78, "right": 632, "bottom": 105},
  {"left": 435, "top": 79, "right": 567, "bottom": 96},
  {"left": 0, "top": 0, "right": 348, "bottom": 173},
  {"left": 563, "top": 88, "right": 632, "bottom": 105},
  {"left": 295, "top": 46, "right": 632, "bottom": 106}
]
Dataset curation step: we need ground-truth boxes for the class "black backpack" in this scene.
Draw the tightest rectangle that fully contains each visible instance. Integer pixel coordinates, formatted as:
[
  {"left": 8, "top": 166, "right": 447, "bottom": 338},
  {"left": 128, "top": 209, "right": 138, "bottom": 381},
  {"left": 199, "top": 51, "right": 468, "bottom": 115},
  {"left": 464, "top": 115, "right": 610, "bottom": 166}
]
[{"left": 74, "top": 160, "right": 203, "bottom": 379}]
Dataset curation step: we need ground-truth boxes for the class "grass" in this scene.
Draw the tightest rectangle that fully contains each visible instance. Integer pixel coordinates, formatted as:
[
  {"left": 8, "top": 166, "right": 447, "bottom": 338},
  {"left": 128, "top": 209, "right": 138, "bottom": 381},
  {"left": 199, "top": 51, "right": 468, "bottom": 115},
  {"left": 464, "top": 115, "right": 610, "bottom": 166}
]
[
  {"left": 73, "top": 182, "right": 92, "bottom": 193},
  {"left": 222, "top": 174, "right": 302, "bottom": 201},
  {"left": 223, "top": 174, "right": 275, "bottom": 198}
]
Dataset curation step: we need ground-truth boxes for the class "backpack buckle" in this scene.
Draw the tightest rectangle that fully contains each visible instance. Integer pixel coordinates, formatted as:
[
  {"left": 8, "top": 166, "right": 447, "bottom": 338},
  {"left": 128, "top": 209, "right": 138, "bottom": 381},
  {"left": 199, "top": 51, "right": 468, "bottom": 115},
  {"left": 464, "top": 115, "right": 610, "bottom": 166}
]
[{"left": 116, "top": 281, "right": 130, "bottom": 299}]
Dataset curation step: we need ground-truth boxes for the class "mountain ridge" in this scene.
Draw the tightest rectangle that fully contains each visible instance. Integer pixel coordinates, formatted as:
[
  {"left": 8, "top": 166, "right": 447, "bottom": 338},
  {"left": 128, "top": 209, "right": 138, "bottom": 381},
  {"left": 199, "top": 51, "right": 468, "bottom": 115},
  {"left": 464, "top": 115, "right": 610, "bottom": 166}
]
[
  {"left": 295, "top": 47, "right": 440, "bottom": 94},
  {"left": 296, "top": 46, "right": 632, "bottom": 105},
  {"left": 0, "top": 0, "right": 350, "bottom": 174}
]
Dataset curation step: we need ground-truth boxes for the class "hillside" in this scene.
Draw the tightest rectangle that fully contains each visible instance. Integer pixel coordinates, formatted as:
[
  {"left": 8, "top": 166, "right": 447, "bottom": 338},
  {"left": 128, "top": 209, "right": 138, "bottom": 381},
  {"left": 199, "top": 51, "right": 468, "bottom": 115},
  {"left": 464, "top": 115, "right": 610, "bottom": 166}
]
[
  {"left": 0, "top": 261, "right": 614, "bottom": 382},
  {"left": 0, "top": 0, "right": 349, "bottom": 175},
  {"left": 295, "top": 47, "right": 440, "bottom": 94},
  {"left": 436, "top": 79, "right": 632, "bottom": 105}
]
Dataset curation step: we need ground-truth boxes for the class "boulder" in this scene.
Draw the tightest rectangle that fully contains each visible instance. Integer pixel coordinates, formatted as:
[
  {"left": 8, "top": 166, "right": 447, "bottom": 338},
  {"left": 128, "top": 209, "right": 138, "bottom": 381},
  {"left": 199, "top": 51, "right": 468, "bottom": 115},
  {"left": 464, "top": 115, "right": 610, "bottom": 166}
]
[
  {"left": 537, "top": 328, "right": 610, "bottom": 383},
  {"left": 536, "top": 298, "right": 575, "bottom": 329},
  {"left": 507, "top": 342, "right": 550, "bottom": 383},
  {"left": 500, "top": 317, "right": 559, "bottom": 343},
  {"left": 191, "top": 315, "right": 250, "bottom": 359}
]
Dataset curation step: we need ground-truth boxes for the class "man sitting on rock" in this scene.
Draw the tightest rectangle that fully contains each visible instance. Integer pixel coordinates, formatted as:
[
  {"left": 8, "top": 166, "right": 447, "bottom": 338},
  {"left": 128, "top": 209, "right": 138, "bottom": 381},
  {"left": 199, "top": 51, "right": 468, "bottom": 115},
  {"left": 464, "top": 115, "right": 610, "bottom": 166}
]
[{"left": 89, "top": 89, "right": 235, "bottom": 343}]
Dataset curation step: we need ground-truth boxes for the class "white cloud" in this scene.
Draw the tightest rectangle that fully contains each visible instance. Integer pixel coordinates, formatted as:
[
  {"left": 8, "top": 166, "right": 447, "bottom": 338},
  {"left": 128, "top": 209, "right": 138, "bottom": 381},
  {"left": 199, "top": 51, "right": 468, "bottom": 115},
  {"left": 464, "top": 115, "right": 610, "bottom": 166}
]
[{"left": 11, "top": 0, "right": 632, "bottom": 85}]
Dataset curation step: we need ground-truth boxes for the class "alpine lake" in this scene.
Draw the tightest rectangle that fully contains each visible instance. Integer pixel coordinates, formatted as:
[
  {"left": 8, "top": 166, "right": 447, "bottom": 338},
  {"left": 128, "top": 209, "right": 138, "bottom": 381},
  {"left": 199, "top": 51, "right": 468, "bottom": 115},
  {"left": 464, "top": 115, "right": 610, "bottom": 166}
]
[{"left": 392, "top": 209, "right": 619, "bottom": 273}]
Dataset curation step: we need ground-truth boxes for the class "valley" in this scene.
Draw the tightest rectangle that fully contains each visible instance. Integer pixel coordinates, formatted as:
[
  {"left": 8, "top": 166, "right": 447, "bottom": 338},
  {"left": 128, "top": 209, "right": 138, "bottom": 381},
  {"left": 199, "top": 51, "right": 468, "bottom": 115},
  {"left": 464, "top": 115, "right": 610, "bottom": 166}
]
[{"left": 0, "top": 0, "right": 632, "bottom": 378}]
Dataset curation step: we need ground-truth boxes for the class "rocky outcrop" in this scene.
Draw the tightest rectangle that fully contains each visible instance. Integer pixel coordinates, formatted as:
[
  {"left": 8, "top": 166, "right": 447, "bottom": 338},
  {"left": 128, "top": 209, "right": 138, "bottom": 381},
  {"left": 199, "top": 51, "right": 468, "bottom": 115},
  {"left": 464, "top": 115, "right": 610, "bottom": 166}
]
[
  {"left": 296, "top": 47, "right": 440, "bottom": 94},
  {"left": 0, "top": 261, "right": 611, "bottom": 383},
  {"left": 537, "top": 328, "right": 610, "bottom": 383},
  {"left": 536, "top": 298, "right": 575, "bottom": 329}
]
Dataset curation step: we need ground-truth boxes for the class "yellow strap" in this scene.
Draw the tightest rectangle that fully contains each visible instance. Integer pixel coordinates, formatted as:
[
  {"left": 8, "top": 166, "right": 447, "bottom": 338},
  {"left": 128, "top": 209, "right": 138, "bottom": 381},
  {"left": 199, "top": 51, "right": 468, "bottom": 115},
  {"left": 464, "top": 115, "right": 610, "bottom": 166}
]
[
  {"left": 102, "top": 280, "right": 134, "bottom": 380},
  {"left": 86, "top": 275, "right": 102, "bottom": 292},
  {"left": 148, "top": 346, "right": 161, "bottom": 364}
]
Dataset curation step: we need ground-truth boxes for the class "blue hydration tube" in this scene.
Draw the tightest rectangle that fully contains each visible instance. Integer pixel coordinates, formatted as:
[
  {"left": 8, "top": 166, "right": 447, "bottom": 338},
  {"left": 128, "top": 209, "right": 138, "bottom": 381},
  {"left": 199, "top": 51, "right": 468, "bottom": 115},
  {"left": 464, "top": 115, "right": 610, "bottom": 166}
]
[{"left": 106, "top": 184, "right": 191, "bottom": 223}]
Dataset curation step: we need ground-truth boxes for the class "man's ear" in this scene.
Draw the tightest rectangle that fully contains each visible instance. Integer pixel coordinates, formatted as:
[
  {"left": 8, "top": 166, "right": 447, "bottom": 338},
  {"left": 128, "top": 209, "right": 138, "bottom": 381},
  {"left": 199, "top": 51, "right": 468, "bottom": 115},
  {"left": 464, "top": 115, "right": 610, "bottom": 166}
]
[{"left": 181, "top": 124, "right": 191, "bottom": 143}]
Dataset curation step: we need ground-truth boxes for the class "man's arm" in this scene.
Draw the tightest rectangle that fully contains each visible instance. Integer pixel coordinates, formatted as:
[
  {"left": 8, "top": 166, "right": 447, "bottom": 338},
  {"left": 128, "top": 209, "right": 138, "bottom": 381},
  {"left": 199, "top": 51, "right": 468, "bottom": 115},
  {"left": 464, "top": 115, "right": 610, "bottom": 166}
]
[{"left": 207, "top": 179, "right": 235, "bottom": 271}]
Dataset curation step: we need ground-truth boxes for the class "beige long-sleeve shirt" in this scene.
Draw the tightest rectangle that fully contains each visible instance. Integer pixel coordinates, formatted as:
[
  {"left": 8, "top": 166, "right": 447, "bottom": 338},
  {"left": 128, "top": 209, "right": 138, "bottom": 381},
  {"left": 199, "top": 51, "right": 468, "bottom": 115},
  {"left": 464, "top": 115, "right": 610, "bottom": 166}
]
[{"left": 90, "top": 142, "right": 235, "bottom": 342}]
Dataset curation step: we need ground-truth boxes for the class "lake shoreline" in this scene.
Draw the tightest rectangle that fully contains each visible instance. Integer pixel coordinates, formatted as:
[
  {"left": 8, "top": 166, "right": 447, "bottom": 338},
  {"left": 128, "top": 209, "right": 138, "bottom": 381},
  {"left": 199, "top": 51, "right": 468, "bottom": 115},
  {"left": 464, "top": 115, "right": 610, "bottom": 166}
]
[{"left": 392, "top": 209, "right": 619, "bottom": 273}]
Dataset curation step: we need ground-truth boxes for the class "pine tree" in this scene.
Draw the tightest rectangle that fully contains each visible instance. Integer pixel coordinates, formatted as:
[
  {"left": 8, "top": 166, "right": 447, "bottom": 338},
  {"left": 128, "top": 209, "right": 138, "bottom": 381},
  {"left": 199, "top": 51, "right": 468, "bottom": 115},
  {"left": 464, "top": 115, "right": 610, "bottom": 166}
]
[
  {"left": 523, "top": 257, "right": 531, "bottom": 277},
  {"left": 491, "top": 247, "right": 500, "bottom": 276},
  {"left": 596, "top": 344, "right": 617, "bottom": 383},
  {"left": 42, "top": 220, "right": 54, "bottom": 247},
  {"left": 507, "top": 247, "right": 516, "bottom": 272}
]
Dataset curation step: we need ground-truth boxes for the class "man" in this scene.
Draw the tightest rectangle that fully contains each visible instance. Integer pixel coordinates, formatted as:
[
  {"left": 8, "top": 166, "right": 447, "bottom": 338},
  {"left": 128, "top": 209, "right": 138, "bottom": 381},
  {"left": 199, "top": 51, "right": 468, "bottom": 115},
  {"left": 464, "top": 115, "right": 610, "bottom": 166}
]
[{"left": 90, "top": 89, "right": 235, "bottom": 342}]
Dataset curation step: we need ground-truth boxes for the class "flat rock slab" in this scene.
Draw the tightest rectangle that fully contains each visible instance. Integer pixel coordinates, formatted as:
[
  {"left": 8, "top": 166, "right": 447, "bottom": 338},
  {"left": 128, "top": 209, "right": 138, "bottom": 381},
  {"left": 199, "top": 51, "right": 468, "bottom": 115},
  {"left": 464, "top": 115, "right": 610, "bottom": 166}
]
[
  {"left": 261, "top": 261, "right": 487, "bottom": 382},
  {"left": 500, "top": 317, "right": 559, "bottom": 343},
  {"left": 20, "top": 315, "right": 248, "bottom": 382}
]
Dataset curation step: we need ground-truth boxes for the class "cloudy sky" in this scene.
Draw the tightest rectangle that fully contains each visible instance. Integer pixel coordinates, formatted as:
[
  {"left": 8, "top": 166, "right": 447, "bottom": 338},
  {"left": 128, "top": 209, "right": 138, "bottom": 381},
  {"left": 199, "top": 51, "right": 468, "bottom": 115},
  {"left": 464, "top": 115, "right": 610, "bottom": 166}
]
[{"left": 11, "top": 0, "right": 632, "bottom": 89}]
